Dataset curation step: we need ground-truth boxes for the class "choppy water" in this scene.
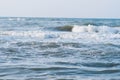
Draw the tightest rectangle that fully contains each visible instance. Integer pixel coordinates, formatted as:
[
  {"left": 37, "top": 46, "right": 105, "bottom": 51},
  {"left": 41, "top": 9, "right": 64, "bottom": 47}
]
[{"left": 0, "top": 17, "right": 120, "bottom": 80}]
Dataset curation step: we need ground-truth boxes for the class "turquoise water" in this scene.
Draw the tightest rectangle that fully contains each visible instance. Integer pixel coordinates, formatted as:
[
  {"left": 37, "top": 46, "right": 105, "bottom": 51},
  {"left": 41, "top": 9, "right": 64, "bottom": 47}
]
[{"left": 0, "top": 17, "right": 120, "bottom": 80}]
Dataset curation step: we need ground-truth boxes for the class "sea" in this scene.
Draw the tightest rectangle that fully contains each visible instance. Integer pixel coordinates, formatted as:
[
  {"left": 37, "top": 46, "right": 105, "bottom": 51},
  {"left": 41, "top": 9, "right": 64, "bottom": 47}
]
[{"left": 0, "top": 17, "right": 120, "bottom": 80}]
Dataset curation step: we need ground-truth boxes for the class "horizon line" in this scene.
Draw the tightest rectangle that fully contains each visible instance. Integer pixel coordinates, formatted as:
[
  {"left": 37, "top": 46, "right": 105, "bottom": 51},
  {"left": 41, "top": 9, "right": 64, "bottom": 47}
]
[{"left": 0, "top": 16, "right": 120, "bottom": 19}]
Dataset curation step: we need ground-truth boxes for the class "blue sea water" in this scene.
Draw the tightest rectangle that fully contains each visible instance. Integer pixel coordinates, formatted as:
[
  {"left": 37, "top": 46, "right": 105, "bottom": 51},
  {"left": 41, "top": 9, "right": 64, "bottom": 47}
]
[{"left": 0, "top": 17, "right": 120, "bottom": 80}]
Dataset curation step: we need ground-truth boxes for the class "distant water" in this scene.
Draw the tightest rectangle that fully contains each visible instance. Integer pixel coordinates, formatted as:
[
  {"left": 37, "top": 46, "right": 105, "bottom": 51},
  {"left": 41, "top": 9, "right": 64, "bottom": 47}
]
[{"left": 0, "top": 17, "right": 120, "bottom": 80}]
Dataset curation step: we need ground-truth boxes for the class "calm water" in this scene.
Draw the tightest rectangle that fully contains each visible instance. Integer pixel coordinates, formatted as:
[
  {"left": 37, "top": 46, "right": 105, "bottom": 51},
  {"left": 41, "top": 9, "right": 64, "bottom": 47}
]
[{"left": 0, "top": 17, "right": 120, "bottom": 80}]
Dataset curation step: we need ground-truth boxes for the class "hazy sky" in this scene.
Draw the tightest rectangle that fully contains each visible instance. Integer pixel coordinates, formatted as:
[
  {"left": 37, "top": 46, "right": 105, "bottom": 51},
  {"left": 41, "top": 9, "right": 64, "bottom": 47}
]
[{"left": 0, "top": 0, "right": 120, "bottom": 18}]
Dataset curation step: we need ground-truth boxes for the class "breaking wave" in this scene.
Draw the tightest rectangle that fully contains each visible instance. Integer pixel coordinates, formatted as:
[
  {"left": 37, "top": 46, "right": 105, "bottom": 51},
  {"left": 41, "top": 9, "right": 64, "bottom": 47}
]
[
  {"left": 0, "top": 25, "right": 120, "bottom": 45},
  {"left": 57, "top": 25, "right": 120, "bottom": 34},
  {"left": 72, "top": 25, "right": 119, "bottom": 33}
]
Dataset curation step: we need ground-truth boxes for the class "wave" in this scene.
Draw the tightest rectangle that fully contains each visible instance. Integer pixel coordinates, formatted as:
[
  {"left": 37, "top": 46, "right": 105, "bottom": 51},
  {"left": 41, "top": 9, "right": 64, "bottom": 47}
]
[
  {"left": 57, "top": 25, "right": 120, "bottom": 34},
  {"left": 56, "top": 25, "right": 73, "bottom": 31},
  {"left": 72, "top": 25, "right": 119, "bottom": 33},
  {"left": 0, "top": 25, "right": 120, "bottom": 45}
]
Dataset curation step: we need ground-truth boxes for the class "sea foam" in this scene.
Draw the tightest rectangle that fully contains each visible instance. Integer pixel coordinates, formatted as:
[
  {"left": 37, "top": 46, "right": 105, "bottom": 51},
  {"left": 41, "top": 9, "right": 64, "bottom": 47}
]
[{"left": 0, "top": 31, "right": 45, "bottom": 38}]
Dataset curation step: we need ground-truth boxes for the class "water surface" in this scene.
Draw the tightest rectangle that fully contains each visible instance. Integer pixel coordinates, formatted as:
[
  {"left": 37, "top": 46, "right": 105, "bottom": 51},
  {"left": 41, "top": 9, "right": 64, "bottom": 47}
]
[{"left": 0, "top": 17, "right": 120, "bottom": 80}]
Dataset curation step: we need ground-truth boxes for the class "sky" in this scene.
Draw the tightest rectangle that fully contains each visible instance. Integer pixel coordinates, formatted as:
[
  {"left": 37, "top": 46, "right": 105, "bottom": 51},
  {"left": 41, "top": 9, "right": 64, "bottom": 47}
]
[{"left": 0, "top": 0, "right": 120, "bottom": 18}]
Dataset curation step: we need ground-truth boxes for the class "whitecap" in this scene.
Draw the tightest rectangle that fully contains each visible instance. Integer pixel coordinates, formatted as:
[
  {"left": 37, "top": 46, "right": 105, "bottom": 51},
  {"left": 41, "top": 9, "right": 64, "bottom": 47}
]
[{"left": 72, "top": 25, "right": 119, "bottom": 34}]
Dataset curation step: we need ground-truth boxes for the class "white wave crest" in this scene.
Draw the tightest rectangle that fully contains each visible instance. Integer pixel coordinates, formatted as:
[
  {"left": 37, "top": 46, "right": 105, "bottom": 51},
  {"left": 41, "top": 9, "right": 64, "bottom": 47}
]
[{"left": 72, "top": 25, "right": 119, "bottom": 34}]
